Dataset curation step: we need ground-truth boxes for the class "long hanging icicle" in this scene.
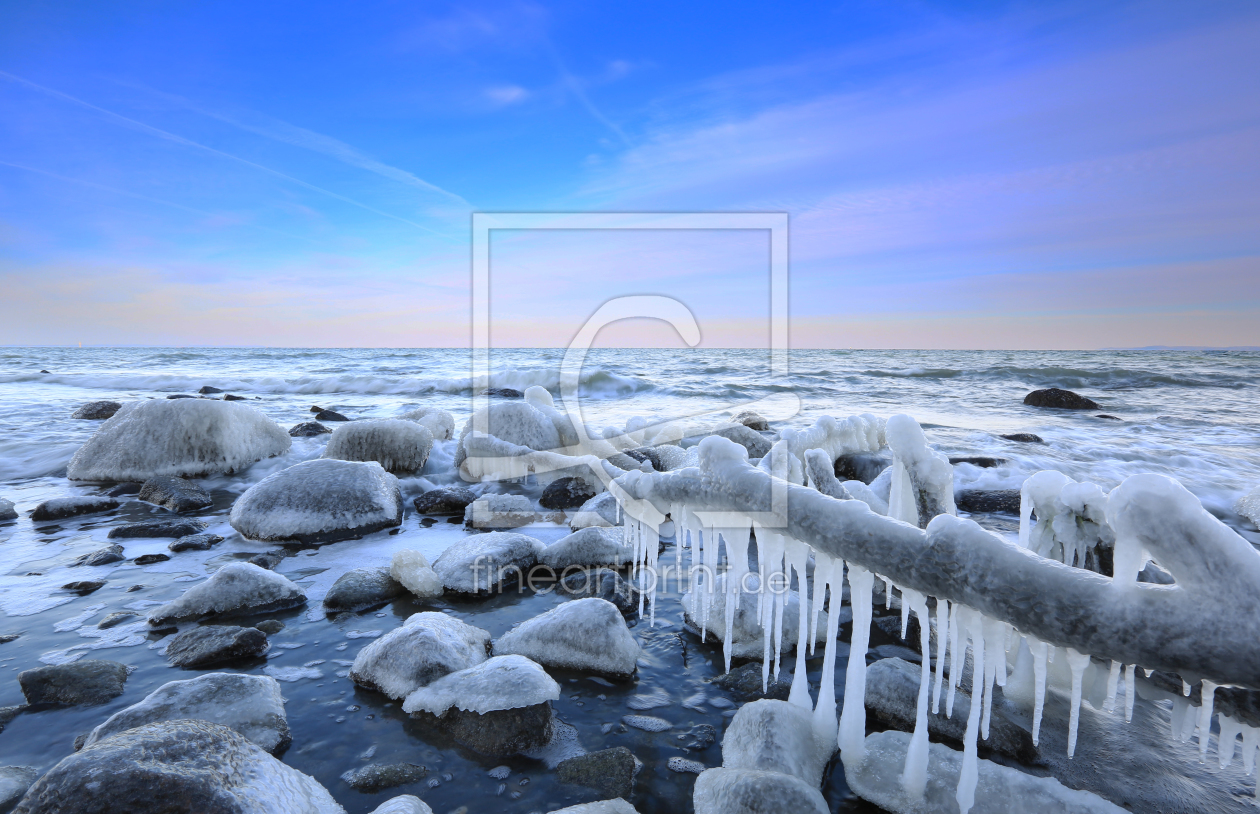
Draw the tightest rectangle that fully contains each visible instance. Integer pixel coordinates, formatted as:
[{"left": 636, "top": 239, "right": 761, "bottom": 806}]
[
  {"left": 1031, "top": 637, "right": 1049, "bottom": 745},
  {"left": 1124, "top": 664, "right": 1136, "bottom": 722},
  {"left": 932, "top": 598, "right": 950, "bottom": 715},
  {"left": 720, "top": 521, "right": 752, "bottom": 673},
  {"left": 1066, "top": 647, "right": 1091, "bottom": 758},
  {"left": 786, "top": 536, "right": 813, "bottom": 709},
  {"left": 900, "top": 588, "right": 932, "bottom": 800},
  {"left": 839, "top": 563, "right": 875, "bottom": 769},
  {"left": 956, "top": 607, "right": 986, "bottom": 814},
  {"left": 812, "top": 555, "right": 842, "bottom": 747}
]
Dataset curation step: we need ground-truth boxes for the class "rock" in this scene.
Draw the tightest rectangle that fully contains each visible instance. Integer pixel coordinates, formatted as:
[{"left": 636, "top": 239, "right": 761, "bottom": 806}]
[
  {"left": 62, "top": 580, "right": 105, "bottom": 595},
  {"left": 350, "top": 612, "right": 490, "bottom": 699},
  {"left": 0, "top": 498, "right": 16, "bottom": 522},
  {"left": 495, "top": 598, "right": 640, "bottom": 677},
  {"left": 289, "top": 421, "right": 332, "bottom": 437},
  {"left": 540, "top": 527, "right": 634, "bottom": 570},
  {"left": 711, "top": 424, "right": 771, "bottom": 458},
  {"left": 721, "top": 700, "right": 831, "bottom": 787},
  {"left": 67, "top": 399, "right": 291, "bottom": 482},
  {"left": 254, "top": 620, "right": 285, "bottom": 634},
  {"left": 82, "top": 673, "right": 290, "bottom": 754},
  {"left": 675, "top": 723, "right": 718, "bottom": 751},
  {"left": 692, "top": 768, "right": 828, "bottom": 814},
  {"left": 389, "top": 550, "right": 443, "bottom": 599},
  {"left": 165, "top": 625, "right": 270, "bottom": 668},
  {"left": 98, "top": 611, "right": 137, "bottom": 629},
  {"left": 310, "top": 405, "right": 324, "bottom": 414},
  {"left": 432, "top": 531, "right": 545, "bottom": 593},
  {"left": 249, "top": 552, "right": 284, "bottom": 570},
  {"left": 38, "top": 369, "right": 50, "bottom": 374},
  {"left": 0, "top": 634, "right": 19, "bottom": 645},
  {"left": 339, "top": 763, "right": 428, "bottom": 792},
  {"left": 546, "top": 802, "right": 638, "bottom": 814},
  {"left": 730, "top": 410, "right": 770, "bottom": 431},
  {"left": 11, "top": 720, "right": 342, "bottom": 814},
  {"left": 402, "top": 655, "right": 560, "bottom": 757},
  {"left": 556, "top": 747, "right": 636, "bottom": 799},
  {"left": 230, "top": 459, "right": 403, "bottom": 544},
  {"left": 948, "top": 456, "right": 1006, "bottom": 468},
  {"left": 956, "top": 489, "right": 1022, "bottom": 515},
  {"left": 166, "top": 394, "right": 196, "bottom": 399},
  {"left": 1023, "top": 388, "right": 1099, "bottom": 410},
  {"left": 540, "top": 477, "right": 598, "bottom": 510},
  {"left": 710, "top": 662, "right": 792, "bottom": 701},
  {"left": 0, "top": 767, "right": 38, "bottom": 812},
  {"left": 109, "top": 519, "right": 208, "bottom": 539},
  {"left": 73, "top": 545, "right": 124, "bottom": 567},
  {"left": 314, "top": 409, "right": 349, "bottom": 422},
  {"left": 198, "top": 386, "right": 223, "bottom": 395},
  {"left": 453, "top": 397, "right": 570, "bottom": 475},
  {"left": 413, "top": 486, "right": 476, "bottom": 516},
  {"left": 147, "top": 562, "right": 306, "bottom": 626},
  {"left": 463, "top": 494, "right": 536, "bottom": 530},
  {"left": 134, "top": 553, "right": 170, "bottom": 565},
  {"left": 18, "top": 660, "right": 128, "bottom": 706},
  {"left": 481, "top": 388, "right": 522, "bottom": 398},
  {"left": 30, "top": 497, "right": 119, "bottom": 522},
  {"left": 323, "top": 419, "right": 433, "bottom": 474},
  {"left": 557, "top": 568, "right": 641, "bottom": 615},
  {"left": 138, "top": 475, "right": 212, "bottom": 513},
  {"left": 105, "top": 483, "right": 141, "bottom": 497},
  {"left": 398, "top": 406, "right": 456, "bottom": 441},
  {"left": 168, "top": 532, "right": 223, "bottom": 552},
  {"left": 569, "top": 492, "right": 620, "bottom": 530},
  {"left": 1096, "top": 414, "right": 1121, "bottom": 420},
  {"left": 224, "top": 394, "right": 247, "bottom": 402},
  {"left": 833, "top": 452, "right": 890, "bottom": 484},
  {"left": 367, "top": 798, "right": 433, "bottom": 814},
  {"left": 1000, "top": 433, "right": 1043, "bottom": 443},
  {"left": 70, "top": 401, "right": 122, "bottom": 420},
  {"left": 1238, "top": 485, "right": 1260, "bottom": 527},
  {"left": 324, "top": 567, "right": 406, "bottom": 612},
  {"left": 623, "top": 445, "right": 688, "bottom": 473}
]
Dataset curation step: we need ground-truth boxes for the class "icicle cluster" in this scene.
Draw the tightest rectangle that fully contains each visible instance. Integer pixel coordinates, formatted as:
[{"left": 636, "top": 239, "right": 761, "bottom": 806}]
[{"left": 1019, "top": 471, "right": 1115, "bottom": 571}]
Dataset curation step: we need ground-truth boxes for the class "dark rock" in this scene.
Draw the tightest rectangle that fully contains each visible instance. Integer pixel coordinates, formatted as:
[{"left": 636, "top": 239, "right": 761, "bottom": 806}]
[
  {"left": 106, "top": 483, "right": 142, "bottom": 497},
  {"left": 674, "top": 723, "right": 718, "bottom": 752},
  {"left": 1096, "top": 414, "right": 1122, "bottom": 421},
  {"left": 314, "top": 410, "right": 349, "bottom": 422},
  {"left": 411, "top": 702, "right": 553, "bottom": 757},
  {"left": 62, "top": 580, "right": 106, "bottom": 595},
  {"left": 134, "top": 553, "right": 170, "bottom": 565},
  {"left": 323, "top": 567, "right": 406, "bottom": 612},
  {"left": 413, "top": 486, "right": 476, "bottom": 515},
  {"left": 540, "top": 477, "right": 598, "bottom": 510},
  {"left": 712, "top": 424, "right": 772, "bottom": 458},
  {"left": 289, "top": 421, "right": 332, "bottom": 437},
  {"left": 730, "top": 410, "right": 771, "bottom": 431},
  {"left": 109, "top": 519, "right": 208, "bottom": 539},
  {"left": 1000, "top": 433, "right": 1044, "bottom": 443},
  {"left": 223, "top": 394, "right": 247, "bottom": 401},
  {"left": 481, "top": 388, "right": 523, "bottom": 398},
  {"left": 557, "top": 568, "right": 641, "bottom": 615},
  {"left": 138, "top": 476, "right": 212, "bottom": 513},
  {"left": 956, "top": 489, "right": 1022, "bottom": 515},
  {"left": 0, "top": 498, "right": 16, "bottom": 522},
  {"left": 98, "top": 611, "right": 138, "bottom": 629},
  {"left": 873, "top": 615, "right": 924, "bottom": 652},
  {"left": 70, "top": 401, "right": 122, "bottom": 420},
  {"left": 254, "top": 620, "right": 285, "bottom": 635},
  {"left": 74, "top": 545, "right": 125, "bottom": 567},
  {"left": 339, "top": 763, "right": 428, "bottom": 792},
  {"left": 30, "top": 497, "right": 119, "bottom": 522},
  {"left": 310, "top": 405, "right": 324, "bottom": 413},
  {"left": 0, "top": 634, "right": 20, "bottom": 644},
  {"left": 168, "top": 532, "right": 224, "bottom": 552},
  {"left": 18, "top": 660, "right": 129, "bottom": 706},
  {"left": 166, "top": 394, "right": 197, "bottom": 399},
  {"left": 165, "top": 625, "right": 269, "bottom": 668},
  {"left": 126, "top": 585, "right": 143, "bottom": 592},
  {"left": 420, "top": 517, "right": 436, "bottom": 527},
  {"left": 948, "top": 456, "right": 1006, "bottom": 468},
  {"left": 0, "top": 765, "right": 37, "bottom": 809},
  {"left": 556, "top": 747, "right": 636, "bottom": 799},
  {"left": 710, "top": 662, "right": 792, "bottom": 701},
  {"left": 248, "top": 552, "right": 284, "bottom": 570},
  {"left": 833, "top": 453, "right": 890, "bottom": 485},
  {"left": 39, "top": 369, "right": 50, "bottom": 374},
  {"left": 197, "top": 386, "right": 223, "bottom": 395},
  {"left": 1023, "top": 388, "right": 1099, "bottom": 410},
  {"left": 0, "top": 704, "right": 26, "bottom": 732}
]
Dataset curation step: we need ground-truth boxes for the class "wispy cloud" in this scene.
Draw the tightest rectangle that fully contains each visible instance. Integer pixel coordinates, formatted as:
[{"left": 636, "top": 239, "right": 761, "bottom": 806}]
[{"left": 484, "top": 84, "right": 531, "bottom": 106}]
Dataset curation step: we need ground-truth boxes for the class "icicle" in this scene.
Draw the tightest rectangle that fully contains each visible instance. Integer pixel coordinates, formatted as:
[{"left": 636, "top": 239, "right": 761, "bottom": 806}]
[
  {"left": 772, "top": 558, "right": 787, "bottom": 681},
  {"left": 1183, "top": 679, "right": 1192, "bottom": 697},
  {"left": 932, "top": 598, "right": 949, "bottom": 715},
  {"left": 786, "top": 536, "right": 812, "bottom": 710},
  {"left": 720, "top": 522, "right": 751, "bottom": 673},
  {"left": 1065, "top": 647, "right": 1091, "bottom": 758},
  {"left": 642, "top": 522, "right": 660, "bottom": 627},
  {"left": 813, "top": 555, "right": 842, "bottom": 746},
  {"left": 1198, "top": 680, "right": 1218, "bottom": 763},
  {"left": 900, "top": 588, "right": 932, "bottom": 801},
  {"left": 979, "top": 616, "right": 1004, "bottom": 741},
  {"left": 1031, "top": 637, "right": 1048, "bottom": 745},
  {"left": 1124, "top": 664, "right": 1136, "bottom": 722},
  {"left": 1104, "top": 660, "right": 1121, "bottom": 713},
  {"left": 956, "top": 607, "right": 985, "bottom": 814},
  {"left": 839, "top": 564, "right": 874, "bottom": 770},
  {"left": 1219, "top": 714, "right": 1244, "bottom": 770},
  {"left": 900, "top": 589, "right": 910, "bottom": 638},
  {"left": 884, "top": 576, "right": 894, "bottom": 610},
  {"left": 1243, "top": 724, "right": 1260, "bottom": 775},
  {"left": 809, "top": 551, "right": 826, "bottom": 655},
  {"left": 946, "top": 601, "right": 962, "bottom": 717}
]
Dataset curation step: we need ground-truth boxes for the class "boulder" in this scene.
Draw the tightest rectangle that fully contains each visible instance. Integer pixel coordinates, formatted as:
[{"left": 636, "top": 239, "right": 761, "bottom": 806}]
[
  {"left": 138, "top": 476, "right": 212, "bottom": 513},
  {"left": 323, "top": 419, "right": 433, "bottom": 474},
  {"left": 109, "top": 519, "right": 208, "bottom": 539},
  {"left": 833, "top": 452, "right": 890, "bottom": 484},
  {"left": 1000, "top": 433, "right": 1044, "bottom": 443},
  {"left": 692, "top": 768, "right": 828, "bottom": 814},
  {"left": 557, "top": 568, "right": 641, "bottom": 615},
  {"left": 289, "top": 421, "right": 332, "bottom": 437},
  {"left": 73, "top": 545, "right": 125, "bottom": 567},
  {"left": 367, "top": 798, "right": 433, "bottom": 814},
  {"left": 710, "top": 662, "right": 792, "bottom": 701},
  {"left": 721, "top": 699, "right": 832, "bottom": 787},
  {"left": 339, "top": 764, "right": 429, "bottom": 793},
  {"left": 18, "top": 660, "right": 129, "bottom": 706},
  {"left": 0, "top": 767, "right": 38, "bottom": 811},
  {"left": 453, "top": 399, "right": 567, "bottom": 473},
  {"left": 223, "top": 394, "right": 247, "bottom": 401},
  {"left": 30, "top": 497, "right": 119, "bottom": 522},
  {"left": 463, "top": 494, "right": 536, "bottom": 530},
  {"left": 166, "top": 394, "right": 197, "bottom": 399},
  {"left": 956, "top": 489, "right": 1022, "bottom": 515},
  {"left": 324, "top": 566, "right": 406, "bottom": 612},
  {"left": 413, "top": 486, "right": 475, "bottom": 516},
  {"left": 1023, "top": 388, "right": 1099, "bottom": 410},
  {"left": 229, "top": 459, "right": 403, "bottom": 544},
  {"left": 569, "top": 492, "right": 620, "bottom": 530},
  {"left": 432, "top": 531, "right": 544, "bottom": 594},
  {"left": 106, "top": 483, "right": 142, "bottom": 497},
  {"left": 168, "top": 532, "right": 224, "bottom": 552},
  {"left": 481, "top": 388, "right": 522, "bottom": 398},
  {"left": 540, "top": 527, "right": 633, "bottom": 570},
  {"left": 197, "top": 386, "right": 223, "bottom": 395},
  {"left": 67, "top": 399, "right": 291, "bottom": 482},
  {"left": 546, "top": 802, "right": 638, "bottom": 814},
  {"left": 494, "top": 598, "right": 640, "bottom": 677},
  {"left": 147, "top": 562, "right": 306, "bottom": 626},
  {"left": 0, "top": 498, "right": 16, "bottom": 522},
  {"left": 540, "top": 477, "right": 598, "bottom": 510},
  {"left": 61, "top": 580, "right": 105, "bottom": 595},
  {"left": 254, "top": 620, "right": 285, "bottom": 635},
  {"left": 98, "top": 611, "right": 138, "bottom": 629},
  {"left": 314, "top": 409, "right": 349, "bottom": 422},
  {"left": 624, "top": 445, "right": 689, "bottom": 473},
  {"left": 11, "top": 720, "right": 342, "bottom": 814},
  {"left": 349, "top": 612, "right": 491, "bottom": 700},
  {"left": 711, "top": 424, "right": 771, "bottom": 459},
  {"left": 730, "top": 410, "right": 770, "bottom": 431},
  {"left": 948, "top": 456, "right": 1006, "bottom": 468},
  {"left": 134, "top": 553, "right": 170, "bottom": 565},
  {"left": 81, "top": 673, "right": 290, "bottom": 754},
  {"left": 556, "top": 747, "right": 637, "bottom": 799},
  {"left": 389, "top": 550, "right": 443, "bottom": 599},
  {"left": 398, "top": 406, "right": 456, "bottom": 441},
  {"left": 165, "top": 625, "right": 270, "bottom": 668},
  {"left": 70, "top": 401, "right": 122, "bottom": 420}
]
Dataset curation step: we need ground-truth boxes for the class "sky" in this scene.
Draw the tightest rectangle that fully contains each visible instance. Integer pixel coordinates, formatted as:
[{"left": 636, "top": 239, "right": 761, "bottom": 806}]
[{"left": 0, "top": 0, "right": 1258, "bottom": 349}]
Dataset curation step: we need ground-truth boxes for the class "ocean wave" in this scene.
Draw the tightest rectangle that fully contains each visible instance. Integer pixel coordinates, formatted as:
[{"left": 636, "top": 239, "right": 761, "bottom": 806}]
[{"left": 850, "top": 365, "right": 1248, "bottom": 389}]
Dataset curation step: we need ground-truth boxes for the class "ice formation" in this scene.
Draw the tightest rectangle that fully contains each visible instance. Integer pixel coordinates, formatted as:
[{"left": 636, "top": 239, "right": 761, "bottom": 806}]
[
  {"left": 67, "top": 398, "right": 291, "bottom": 482},
  {"left": 349, "top": 611, "right": 490, "bottom": 700},
  {"left": 721, "top": 699, "right": 834, "bottom": 788},
  {"left": 147, "top": 562, "right": 306, "bottom": 626},
  {"left": 229, "top": 459, "right": 403, "bottom": 544},
  {"left": 493, "top": 598, "right": 641, "bottom": 677},
  {"left": 682, "top": 573, "right": 826, "bottom": 662},
  {"left": 885, "top": 413, "right": 955, "bottom": 527},
  {"left": 366, "top": 797, "right": 433, "bottom": 814},
  {"left": 399, "top": 405, "right": 455, "bottom": 441},
  {"left": 389, "top": 550, "right": 443, "bottom": 598},
  {"left": 322, "top": 419, "right": 433, "bottom": 474},
  {"left": 1235, "top": 484, "right": 1260, "bottom": 528},
  {"left": 401, "top": 654, "right": 560, "bottom": 716},
  {"left": 432, "top": 531, "right": 544, "bottom": 593},
  {"left": 539, "top": 527, "right": 634, "bottom": 569},
  {"left": 546, "top": 801, "right": 638, "bottom": 814},
  {"left": 692, "top": 768, "right": 829, "bottom": 814},
  {"left": 1020, "top": 471, "right": 1114, "bottom": 570},
  {"left": 463, "top": 494, "right": 536, "bottom": 529}
]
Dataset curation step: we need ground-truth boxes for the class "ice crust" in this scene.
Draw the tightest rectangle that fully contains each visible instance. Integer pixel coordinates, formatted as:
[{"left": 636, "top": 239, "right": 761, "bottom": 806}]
[
  {"left": 229, "top": 459, "right": 403, "bottom": 543},
  {"left": 545, "top": 801, "right": 638, "bottom": 814},
  {"left": 323, "top": 419, "right": 433, "bottom": 474},
  {"left": 67, "top": 398, "right": 291, "bottom": 482},
  {"left": 390, "top": 550, "right": 443, "bottom": 598},
  {"left": 692, "top": 767, "right": 828, "bottom": 814},
  {"left": 367, "top": 797, "right": 433, "bottom": 814},
  {"left": 539, "top": 527, "right": 634, "bottom": 569},
  {"left": 885, "top": 413, "right": 956, "bottom": 528},
  {"left": 1020, "top": 471, "right": 1114, "bottom": 570},
  {"left": 350, "top": 612, "right": 490, "bottom": 700},
  {"left": 682, "top": 573, "right": 825, "bottom": 661},
  {"left": 148, "top": 562, "right": 306, "bottom": 625},
  {"left": 431, "top": 531, "right": 545, "bottom": 593},
  {"left": 494, "top": 598, "right": 641, "bottom": 676},
  {"left": 1235, "top": 484, "right": 1260, "bottom": 527},
  {"left": 464, "top": 494, "right": 536, "bottom": 529},
  {"left": 401, "top": 654, "right": 560, "bottom": 716},
  {"left": 399, "top": 406, "right": 455, "bottom": 441},
  {"left": 721, "top": 699, "right": 833, "bottom": 788}
]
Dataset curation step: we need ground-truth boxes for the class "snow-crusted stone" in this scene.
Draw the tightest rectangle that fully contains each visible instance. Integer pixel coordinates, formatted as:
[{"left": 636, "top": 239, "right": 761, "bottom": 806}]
[
  {"left": 366, "top": 795, "right": 433, "bottom": 814},
  {"left": 540, "top": 476, "right": 597, "bottom": 510},
  {"left": 413, "top": 486, "right": 475, "bottom": 515},
  {"left": 138, "top": 475, "right": 212, "bottom": 513},
  {"left": 18, "top": 661, "right": 129, "bottom": 706},
  {"left": 67, "top": 399, "right": 291, "bottom": 482},
  {"left": 0, "top": 498, "right": 15, "bottom": 522},
  {"left": 349, "top": 612, "right": 490, "bottom": 700},
  {"left": 721, "top": 700, "right": 832, "bottom": 788},
  {"left": 147, "top": 562, "right": 306, "bottom": 626},
  {"left": 109, "top": 519, "right": 207, "bottom": 539},
  {"left": 289, "top": 421, "right": 332, "bottom": 437},
  {"left": 340, "top": 765, "right": 429, "bottom": 793},
  {"left": 453, "top": 400, "right": 566, "bottom": 474},
  {"left": 494, "top": 598, "right": 640, "bottom": 677},
  {"left": 399, "top": 406, "right": 455, "bottom": 441},
  {"left": 569, "top": 492, "right": 620, "bottom": 530},
  {"left": 12, "top": 720, "right": 342, "bottom": 814},
  {"left": 683, "top": 574, "right": 826, "bottom": 659},
  {"left": 70, "top": 400, "right": 122, "bottom": 420},
  {"left": 730, "top": 410, "right": 771, "bottom": 431},
  {"left": 73, "top": 544, "right": 124, "bottom": 566},
  {"left": 323, "top": 567, "right": 406, "bottom": 612},
  {"left": 711, "top": 424, "right": 772, "bottom": 458},
  {"left": 463, "top": 494, "right": 536, "bottom": 529},
  {"left": 431, "top": 531, "right": 544, "bottom": 593},
  {"left": 846, "top": 730, "right": 1124, "bottom": 814},
  {"left": 389, "top": 550, "right": 443, "bottom": 599},
  {"left": 168, "top": 532, "right": 223, "bottom": 552},
  {"left": 557, "top": 567, "right": 641, "bottom": 614},
  {"left": 0, "top": 767, "right": 38, "bottom": 811},
  {"left": 229, "top": 459, "right": 403, "bottom": 544},
  {"left": 546, "top": 802, "right": 639, "bottom": 814},
  {"left": 165, "top": 625, "right": 269, "bottom": 668},
  {"left": 1237, "top": 485, "right": 1260, "bottom": 527},
  {"left": 539, "top": 527, "right": 634, "bottom": 570},
  {"left": 81, "top": 673, "right": 290, "bottom": 754},
  {"left": 323, "top": 419, "right": 433, "bottom": 474},
  {"left": 692, "top": 768, "right": 827, "bottom": 814},
  {"left": 30, "top": 497, "right": 119, "bottom": 522}
]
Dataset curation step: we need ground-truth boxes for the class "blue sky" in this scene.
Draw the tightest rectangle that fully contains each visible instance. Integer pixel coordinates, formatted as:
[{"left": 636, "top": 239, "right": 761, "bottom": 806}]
[{"left": 1, "top": 0, "right": 1258, "bottom": 348}]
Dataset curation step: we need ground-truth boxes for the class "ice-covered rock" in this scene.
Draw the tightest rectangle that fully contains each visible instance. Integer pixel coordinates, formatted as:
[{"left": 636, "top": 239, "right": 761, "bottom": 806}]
[
  {"left": 556, "top": 747, "right": 637, "bottom": 799},
  {"left": 730, "top": 410, "right": 771, "bottom": 431},
  {"left": 70, "top": 400, "right": 122, "bottom": 420},
  {"left": 569, "top": 492, "right": 620, "bottom": 530},
  {"left": 229, "top": 459, "right": 403, "bottom": 544},
  {"left": 67, "top": 399, "right": 291, "bottom": 482},
  {"left": 289, "top": 421, "right": 332, "bottom": 437},
  {"left": 323, "top": 419, "right": 433, "bottom": 474},
  {"left": 340, "top": 764, "right": 430, "bottom": 793},
  {"left": 557, "top": 567, "right": 641, "bottom": 614},
  {"left": 711, "top": 662, "right": 792, "bottom": 701},
  {"left": 168, "top": 532, "right": 223, "bottom": 552},
  {"left": 81, "top": 673, "right": 290, "bottom": 754},
  {"left": 454, "top": 401, "right": 564, "bottom": 473},
  {"left": 413, "top": 486, "right": 475, "bottom": 515},
  {"left": 432, "top": 531, "right": 544, "bottom": 594},
  {"left": 683, "top": 573, "right": 825, "bottom": 660},
  {"left": 147, "top": 562, "right": 306, "bottom": 626},
  {"left": 845, "top": 730, "right": 1124, "bottom": 814},
  {"left": 18, "top": 660, "right": 129, "bottom": 706},
  {"left": 1023, "top": 388, "right": 1100, "bottom": 410},
  {"left": 886, "top": 414, "right": 956, "bottom": 528},
  {"left": 138, "top": 475, "right": 212, "bottom": 513},
  {"left": 366, "top": 795, "right": 433, "bottom": 814},
  {"left": 625, "top": 444, "right": 689, "bottom": 472},
  {"left": 399, "top": 406, "right": 455, "bottom": 441},
  {"left": 165, "top": 625, "right": 270, "bottom": 668},
  {"left": 12, "top": 720, "right": 343, "bottom": 814},
  {"left": 539, "top": 527, "right": 634, "bottom": 570},
  {"left": 721, "top": 699, "right": 833, "bottom": 788},
  {"left": 1019, "top": 471, "right": 1113, "bottom": 571},
  {"left": 832, "top": 453, "right": 890, "bottom": 485},
  {"left": 109, "top": 519, "right": 207, "bottom": 538},
  {"left": 349, "top": 612, "right": 490, "bottom": 700},
  {"left": 0, "top": 767, "right": 38, "bottom": 811},
  {"left": 495, "top": 598, "right": 641, "bottom": 677},
  {"left": 464, "top": 494, "right": 536, "bottom": 529},
  {"left": 1235, "top": 485, "right": 1260, "bottom": 527},
  {"left": 0, "top": 498, "right": 16, "bottom": 522},
  {"left": 692, "top": 768, "right": 828, "bottom": 814},
  {"left": 546, "top": 801, "right": 638, "bottom": 814},
  {"left": 73, "top": 544, "right": 124, "bottom": 566},
  {"left": 712, "top": 423, "right": 771, "bottom": 459},
  {"left": 540, "top": 476, "right": 598, "bottom": 510},
  {"left": 389, "top": 550, "right": 443, "bottom": 599},
  {"left": 323, "top": 566, "right": 406, "bottom": 612},
  {"left": 30, "top": 497, "right": 119, "bottom": 522}
]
